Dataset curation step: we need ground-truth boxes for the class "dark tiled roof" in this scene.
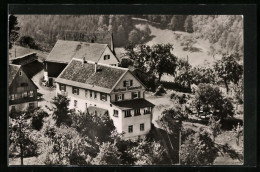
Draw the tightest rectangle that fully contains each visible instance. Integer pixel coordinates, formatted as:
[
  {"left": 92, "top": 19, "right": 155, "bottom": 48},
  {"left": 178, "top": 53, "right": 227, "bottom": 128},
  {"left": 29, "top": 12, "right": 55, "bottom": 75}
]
[
  {"left": 57, "top": 59, "right": 127, "bottom": 91},
  {"left": 8, "top": 64, "right": 21, "bottom": 86},
  {"left": 46, "top": 40, "right": 107, "bottom": 63},
  {"left": 112, "top": 98, "right": 155, "bottom": 110}
]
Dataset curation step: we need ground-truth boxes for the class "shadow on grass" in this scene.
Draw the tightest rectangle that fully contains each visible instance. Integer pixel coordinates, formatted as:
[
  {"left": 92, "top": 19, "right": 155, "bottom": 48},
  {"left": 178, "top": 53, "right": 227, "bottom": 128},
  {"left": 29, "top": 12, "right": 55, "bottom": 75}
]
[{"left": 146, "top": 124, "right": 179, "bottom": 164}]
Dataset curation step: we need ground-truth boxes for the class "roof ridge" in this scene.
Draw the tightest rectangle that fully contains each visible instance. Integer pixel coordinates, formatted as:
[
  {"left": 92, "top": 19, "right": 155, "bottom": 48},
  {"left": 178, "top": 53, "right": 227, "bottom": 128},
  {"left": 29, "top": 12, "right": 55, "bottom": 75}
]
[
  {"left": 56, "top": 39, "right": 109, "bottom": 46},
  {"left": 9, "top": 63, "right": 21, "bottom": 67},
  {"left": 71, "top": 58, "right": 128, "bottom": 71}
]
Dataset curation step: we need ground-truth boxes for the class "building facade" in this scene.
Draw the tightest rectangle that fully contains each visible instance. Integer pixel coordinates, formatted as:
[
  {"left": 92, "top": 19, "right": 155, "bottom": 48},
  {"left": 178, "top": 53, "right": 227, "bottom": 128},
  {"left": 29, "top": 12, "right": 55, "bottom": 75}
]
[
  {"left": 9, "top": 64, "right": 38, "bottom": 113},
  {"left": 55, "top": 59, "right": 154, "bottom": 139},
  {"left": 44, "top": 39, "right": 119, "bottom": 86}
]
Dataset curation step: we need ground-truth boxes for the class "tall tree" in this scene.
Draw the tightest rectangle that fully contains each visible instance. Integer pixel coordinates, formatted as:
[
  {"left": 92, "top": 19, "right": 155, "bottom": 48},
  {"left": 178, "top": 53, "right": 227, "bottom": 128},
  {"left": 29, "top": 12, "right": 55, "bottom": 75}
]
[
  {"left": 184, "top": 15, "right": 193, "bottom": 33},
  {"left": 180, "top": 128, "right": 218, "bottom": 165},
  {"left": 9, "top": 15, "right": 20, "bottom": 49},
  {"left": 150, "top": 44, "right": 178, "bottom": 81},
  {"left": 174, "top": 58, "right": 192, "bottom": 91},
  {"left": 52, "top": 95, "right": 72, "bottom": 127},
  {"left": 9, "top": 114, "right": 37, "bottom": 165},
  {"left": 214, "top": 54, "right": 243, "bottom": 93}
]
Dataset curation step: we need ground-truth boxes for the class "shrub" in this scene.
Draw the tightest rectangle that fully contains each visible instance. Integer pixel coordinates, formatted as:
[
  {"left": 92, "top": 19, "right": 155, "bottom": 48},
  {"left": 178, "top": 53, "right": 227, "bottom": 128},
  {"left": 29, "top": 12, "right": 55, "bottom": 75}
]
[{"left": 154, "top": 85, "right": 166, "bottom": 96}]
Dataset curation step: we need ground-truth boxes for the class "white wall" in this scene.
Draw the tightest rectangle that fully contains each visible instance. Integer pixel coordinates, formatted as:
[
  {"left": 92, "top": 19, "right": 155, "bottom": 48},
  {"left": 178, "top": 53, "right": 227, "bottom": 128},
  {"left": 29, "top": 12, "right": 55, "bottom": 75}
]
[
  {"left": 56, "top": 84, "right": 123, "bottom": 133},
  {"left": 98, "top": 47, "right": 119, "bottom": 66},
  {"left": 121, "top": 108, "right": 152, "bottom": 139}
]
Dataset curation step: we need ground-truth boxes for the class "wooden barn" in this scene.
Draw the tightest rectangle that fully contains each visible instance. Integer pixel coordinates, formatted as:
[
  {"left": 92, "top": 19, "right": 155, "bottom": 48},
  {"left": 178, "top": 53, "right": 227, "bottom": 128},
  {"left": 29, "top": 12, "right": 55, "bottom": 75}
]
[{"left": 9, "top": 64, "right": 38, "bottom": 113}]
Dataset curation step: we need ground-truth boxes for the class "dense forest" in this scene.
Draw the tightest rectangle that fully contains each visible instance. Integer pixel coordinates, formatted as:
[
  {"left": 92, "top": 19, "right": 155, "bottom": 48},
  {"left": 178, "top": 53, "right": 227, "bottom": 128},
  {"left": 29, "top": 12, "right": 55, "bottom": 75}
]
[{"left": 16, "top": 15, "right": 243, "bottom": 57}]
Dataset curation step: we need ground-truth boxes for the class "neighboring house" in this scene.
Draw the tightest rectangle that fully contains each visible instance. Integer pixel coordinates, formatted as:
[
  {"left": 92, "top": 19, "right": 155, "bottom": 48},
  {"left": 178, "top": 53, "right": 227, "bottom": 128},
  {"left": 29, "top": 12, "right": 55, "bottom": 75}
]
[
  {"left": 55, "top": 58, "right": 154, "bottom": 139},
  {"left": 44, "top": 40, "right": 119, "bottom": 86},
  {"left": 9, "top": 64, "right": 38, "bottom": 113}
]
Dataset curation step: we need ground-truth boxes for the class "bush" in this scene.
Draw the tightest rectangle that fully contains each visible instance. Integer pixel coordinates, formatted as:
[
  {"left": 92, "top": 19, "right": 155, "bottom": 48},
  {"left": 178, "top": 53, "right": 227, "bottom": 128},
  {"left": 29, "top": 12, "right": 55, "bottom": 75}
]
[
  {"left": 220, "top": 117, "right": 243, "bottom": 131},
  {"left": 161, "top": 81, "right": 191, "bottom": 93},
  {"left": 31, "top": 109, "right": 49, "bottom": 131}
]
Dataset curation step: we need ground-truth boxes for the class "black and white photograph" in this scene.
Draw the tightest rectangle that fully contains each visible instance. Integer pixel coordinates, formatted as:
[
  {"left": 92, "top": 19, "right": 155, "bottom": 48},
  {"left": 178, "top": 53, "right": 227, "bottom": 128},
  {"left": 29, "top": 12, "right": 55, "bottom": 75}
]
[{"left": 8, "top": 12, "right": 246, "bottom": 166}]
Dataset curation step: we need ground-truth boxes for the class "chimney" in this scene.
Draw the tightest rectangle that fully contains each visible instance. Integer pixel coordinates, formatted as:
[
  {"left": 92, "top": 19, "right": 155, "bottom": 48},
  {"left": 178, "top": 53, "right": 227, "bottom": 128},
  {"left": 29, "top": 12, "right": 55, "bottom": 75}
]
[{"left": 94, "top": 62, "right": 97, "bottom": 73}]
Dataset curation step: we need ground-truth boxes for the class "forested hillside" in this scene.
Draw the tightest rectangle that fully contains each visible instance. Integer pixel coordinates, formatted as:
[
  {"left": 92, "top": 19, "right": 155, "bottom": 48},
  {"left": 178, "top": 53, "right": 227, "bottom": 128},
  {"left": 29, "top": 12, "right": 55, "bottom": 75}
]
[
  {"left": 17, "top": 15, "right": 149, "bottom": 51},
  {"left": 133, "top": 15, "right": 243, "bottom": 57}
]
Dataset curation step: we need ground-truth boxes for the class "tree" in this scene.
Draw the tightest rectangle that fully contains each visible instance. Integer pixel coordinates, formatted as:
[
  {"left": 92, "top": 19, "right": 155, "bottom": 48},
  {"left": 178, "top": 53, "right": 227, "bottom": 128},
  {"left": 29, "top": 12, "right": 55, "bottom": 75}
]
[
  {"left": 52, "top": 95, "right": 72, "bottom": 127},
  {"left": 194, "top": 83, "right": 234, "bottom": 119},
  {"left": 174, "top": 58, "right": 192, "bottom": 91},
  {"left": 128, "top": 29, "right": 141, "bottom": 44},
  {"left": 214, "top": 54, "right": 243, "bottom": 93},
  {"left": 31, "top": 109, "right": 49, "bottom": 131},
  {"left": 128, "top": 139, "right": 168, "bottom": 165},
  {"left": 71, "top": 111, "right": 116, "bottom": 144},
  {"left": 208, "top": 116, "right": 221, "bottom": 141},
  {"left": 9, "top": 15, "right": 20, "bottom": 49},
  {"left": 150, "top": 44, "right": 178, "bottom": 81},
  {"left": 184, "top": 15, "right": 193, "bottom": 33},
  {"left": 18, "top": 36, "right": 38, "bottom": 49},
  {"left": 9, "top": 114, "right": 37, "bottom": 165},
  {"left": 180, "top": 128, "right": 218, "bottom": 165},
  {"left": 119, "top": 57, "right": 133, "bottom": 68},
  {"left": 92, "top": 142, "right": 122, "bottom": 165}
]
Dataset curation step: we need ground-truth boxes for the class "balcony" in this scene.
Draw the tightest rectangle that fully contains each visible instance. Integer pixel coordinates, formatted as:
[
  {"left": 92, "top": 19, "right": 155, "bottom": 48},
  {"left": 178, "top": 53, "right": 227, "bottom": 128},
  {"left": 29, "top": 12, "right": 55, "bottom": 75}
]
[{"left": 9, "top": 96, "right": 37, "bottom": 105}]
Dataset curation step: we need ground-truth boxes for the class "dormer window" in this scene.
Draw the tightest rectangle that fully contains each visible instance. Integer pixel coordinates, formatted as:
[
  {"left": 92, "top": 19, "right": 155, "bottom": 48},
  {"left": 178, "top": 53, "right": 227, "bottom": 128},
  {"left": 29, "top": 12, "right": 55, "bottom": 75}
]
[{"left": 104, "top": 55, "right": 110, "bottom": 60}]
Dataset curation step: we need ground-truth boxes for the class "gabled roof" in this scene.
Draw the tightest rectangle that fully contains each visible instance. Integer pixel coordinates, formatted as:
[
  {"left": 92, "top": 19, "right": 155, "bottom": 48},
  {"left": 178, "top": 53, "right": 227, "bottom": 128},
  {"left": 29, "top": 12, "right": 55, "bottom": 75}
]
[
  {"left": 112, "top": 98, "right": 155, "bottom": 110},
  {"left": 56, "top": 59, "right": 128, "bottom": 93},
  {"left": 46, "top": 40, "right": 108, "bottom": 64},
  {"left": 9, "top": 64, "right": 21, "bottom": 86}
]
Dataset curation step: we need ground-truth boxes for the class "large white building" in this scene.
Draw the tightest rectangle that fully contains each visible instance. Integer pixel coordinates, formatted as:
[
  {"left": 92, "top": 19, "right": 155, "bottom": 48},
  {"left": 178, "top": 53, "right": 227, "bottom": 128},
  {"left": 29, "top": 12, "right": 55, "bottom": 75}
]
[{"left": 55, "top": 58, "right": 154, "bottom": 139}]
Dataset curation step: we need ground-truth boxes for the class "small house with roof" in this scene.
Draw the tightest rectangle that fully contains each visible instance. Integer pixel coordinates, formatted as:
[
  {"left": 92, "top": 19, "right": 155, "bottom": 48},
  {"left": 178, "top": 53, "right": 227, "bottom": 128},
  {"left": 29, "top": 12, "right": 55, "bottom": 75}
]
[
  {"left": 9, "top": 64, "right": 38, "bottom": 113},
  {"left": 44, "top": 40, "right": 119, "bottom": 86},
  {"left": 55, "top": 58, "right": 154, "bottom": 139}
]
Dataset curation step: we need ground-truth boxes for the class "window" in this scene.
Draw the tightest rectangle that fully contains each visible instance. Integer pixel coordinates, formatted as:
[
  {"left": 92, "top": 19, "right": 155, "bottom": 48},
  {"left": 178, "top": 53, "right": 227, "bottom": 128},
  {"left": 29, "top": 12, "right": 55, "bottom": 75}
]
[
  {"left": 23, "top": 91, "right": 28, "bottom": 98},
  {"left": 19, "top": 71, "right": 22, "bottom": 76},
  {"left": 29, "top": 91, "right": 34, "bottom": 97},
  {"left": 140, "top": 123, "right": 144, "bottom": 131},
  {"left": 20, "top": 83, "right": 28, "bottom": 87},
  {"left": 94, "top": 91, "right": 97, "bottom": 99},
  {"left": 11, "top": 106, "right": 15, "bottom": 113},
  {"left": 124, "top": 110, "right": 132, "bottom": 118},
  {"left": 128, "top": 125, "right": 133, "bottom": 133},
  {"left": 60, "top": 84, "right": 66, "bottom": 92},
  {"left": 132, "top": 92, "right": 140, "bottom": 99},
  {"left": 116, "top": 94, "right": 124, "bottom": 101},
  {"left": 100, "top": 93, "right": 107, "bottom": 101},
  {"left": 123, "top": 80, "right": 133, "bottom": 87},
  {"left": 29, "top": 103, "right": 34, "bottom": 109},
  {"left": 104, "top": 55, "right": 110, "bottom": 60},
  {"left": 10, "top": 94, "right": 14, "bottom": 100},
  {"left": 74, "top": 100, "right": 77, "bottom": 107},
  {"left": 90, "top": 90, "right": 93, "bottom": 98},
  {"left": 85, "top": 90, "right": 88, "bottom": 97},
  {"left": 144, "top": 107, "right": 151, "bottom": 114},
  {"left": 72, "top": 87, "right": 79, "bottom": 95},
  {"left": 134, "top": 108, "right": 141, "bottom": 116},
  {"left": 113, "top": 110, "right": 118, "bottom": 117}
]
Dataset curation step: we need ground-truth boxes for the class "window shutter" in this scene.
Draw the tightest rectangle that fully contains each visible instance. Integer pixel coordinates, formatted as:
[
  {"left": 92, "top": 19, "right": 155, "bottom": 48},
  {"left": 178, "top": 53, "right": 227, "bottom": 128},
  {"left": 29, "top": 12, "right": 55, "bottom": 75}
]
[
  {"left": 138, "top": 91, "right": 140, "bottom": 98},
  {"left": 130, "top": 80, "right": 133, "bottom": 86},
  {"left": 122, "top": 93, "right": 124, "bottom": 100},
  {"left": 64, "top": 85, "right": 66, "bottom": 91},
  {"left": 123, "top": 81, "right": 126, "bottom": 87},
  {"left": 131, "top": 92, "right": 134, "bottom": 99},
  {"left": 115, "top": 95, "right": 118, "bottom": 101},
  {"left": 77, "top": 88, "right": 79, "bottom": 95},
  {"left": 59, "top": 84, "right": 61, "bottom": 90}
]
